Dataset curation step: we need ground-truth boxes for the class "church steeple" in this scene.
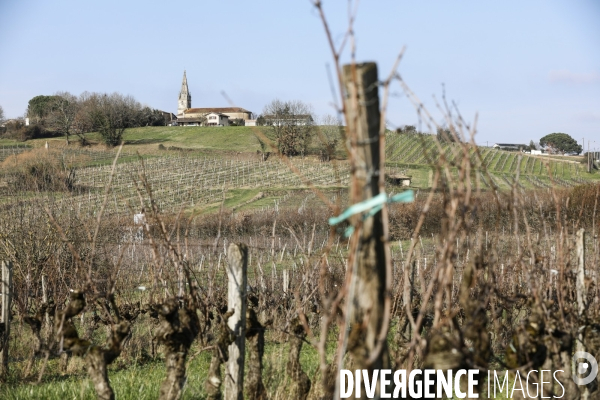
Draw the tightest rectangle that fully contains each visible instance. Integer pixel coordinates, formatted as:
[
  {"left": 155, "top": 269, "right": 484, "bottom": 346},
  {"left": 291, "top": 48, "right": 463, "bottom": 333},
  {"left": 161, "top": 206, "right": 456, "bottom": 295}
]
[{"left": 177, "top": 70, "right": 192, "bottom": 116}]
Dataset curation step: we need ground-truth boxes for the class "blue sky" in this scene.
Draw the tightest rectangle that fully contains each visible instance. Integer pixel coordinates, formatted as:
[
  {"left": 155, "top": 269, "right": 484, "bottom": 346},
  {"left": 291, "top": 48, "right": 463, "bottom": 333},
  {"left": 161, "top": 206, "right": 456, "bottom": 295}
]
[{"left": 0, "top": 0, "right": 598, "bottom": 147}]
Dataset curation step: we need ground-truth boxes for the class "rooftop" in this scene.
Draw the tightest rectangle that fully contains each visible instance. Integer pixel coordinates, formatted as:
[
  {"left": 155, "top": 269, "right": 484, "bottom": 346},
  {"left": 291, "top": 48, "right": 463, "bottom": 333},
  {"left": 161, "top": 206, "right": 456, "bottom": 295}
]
[{"left": 185, "top": 107, "right": 251, "bottom": 114}]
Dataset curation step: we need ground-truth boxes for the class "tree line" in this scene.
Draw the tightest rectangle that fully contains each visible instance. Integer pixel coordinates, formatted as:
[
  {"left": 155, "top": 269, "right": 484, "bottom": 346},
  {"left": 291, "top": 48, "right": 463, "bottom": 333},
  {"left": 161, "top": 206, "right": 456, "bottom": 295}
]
[{"left": 1, "top": 92, "right": 169, "bottom": 146}]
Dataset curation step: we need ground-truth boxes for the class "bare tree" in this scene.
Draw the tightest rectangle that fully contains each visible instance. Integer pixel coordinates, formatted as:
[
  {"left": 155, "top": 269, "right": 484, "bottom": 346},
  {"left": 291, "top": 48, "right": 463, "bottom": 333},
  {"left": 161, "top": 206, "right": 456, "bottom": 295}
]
[
  {"left": 47, "top": 92, "right": 79, "bottom": 145},
  {"left": 316, "top": 114, "right": 342, "bottom": 161},
  {"left": 72, "top": 110, "right": 93, "bottom": 145},
  {"left": 262, "top": 99, "right": 314, "bottom": 156},
  {"left": 69, "top": 92, "right": 98, "bottom": 145},
  {"left": 88, "top": 93, "right": 142, "bottom": 147}
]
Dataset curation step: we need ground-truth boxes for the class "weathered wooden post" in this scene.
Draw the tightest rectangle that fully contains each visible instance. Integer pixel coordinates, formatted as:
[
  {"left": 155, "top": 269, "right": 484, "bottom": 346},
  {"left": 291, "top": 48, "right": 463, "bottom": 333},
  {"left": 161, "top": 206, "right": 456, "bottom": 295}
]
[
  {"left": 225, "top": 244, "right": 247, "bottom": 400},
  {"left": 341, "top": 63, "right": 390, "bottom": 372},
  {"left": 575, "top": 229, "right": 591, "bottom": 400},
  {"left": 1, "top": 260, "right": 13, "bottom": 378},
  {"left": 41, "top": 274, "right": 50, "bottom": 328},
  {"left": 576, "top": 228, "right": 586, "bottom": 317},
  {"left": 245, "top": 308, "right": 267, "bottom": 400}
]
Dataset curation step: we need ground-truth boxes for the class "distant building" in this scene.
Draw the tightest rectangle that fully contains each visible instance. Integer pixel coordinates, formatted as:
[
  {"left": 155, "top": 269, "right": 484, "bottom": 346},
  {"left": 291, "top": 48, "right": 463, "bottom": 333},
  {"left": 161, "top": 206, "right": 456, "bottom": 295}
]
[
  {"left": 262, "top": 114, "right": 313, "bottom": 126},
  {"left": 158, "top": 111, "right": 176, "bottom": 125},
  {"left": 176, "top": 117, "right": 206, "bottom": 127},
  {"left": 184, "top": 107, "right": 252, "bottom": 121},
  {"left": 205, "top": 112, "right": 230, "bottom": 126},
  {"left": 175, "top": 71, "right": 252, "bottom": 126},
  {"left": 493, "top": 143, "right": 527, "bottom": 151}
]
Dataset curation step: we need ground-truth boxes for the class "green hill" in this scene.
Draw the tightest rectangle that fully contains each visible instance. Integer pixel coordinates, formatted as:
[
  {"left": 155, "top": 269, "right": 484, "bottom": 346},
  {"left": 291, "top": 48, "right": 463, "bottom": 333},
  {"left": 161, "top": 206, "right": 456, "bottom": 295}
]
[
  {"left": 29, "top": 126, "right": 265, "bottom": 154},
  {"left": 385, "top": 132, "right": 596, "bottom": 190}
]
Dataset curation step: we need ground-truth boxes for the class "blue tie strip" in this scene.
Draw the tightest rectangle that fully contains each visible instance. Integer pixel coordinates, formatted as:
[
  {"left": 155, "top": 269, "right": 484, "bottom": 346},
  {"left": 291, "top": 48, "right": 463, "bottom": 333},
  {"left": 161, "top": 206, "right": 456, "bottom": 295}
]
[{"left": 328, "top": 190, "right": 414, "bottom": 237}]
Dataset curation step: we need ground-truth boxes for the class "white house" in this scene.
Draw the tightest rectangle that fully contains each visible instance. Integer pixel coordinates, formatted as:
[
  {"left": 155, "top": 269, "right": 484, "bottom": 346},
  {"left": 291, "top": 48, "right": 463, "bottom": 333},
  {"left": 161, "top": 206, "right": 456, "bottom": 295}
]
[{"left": 205, "top": 112, "right": 229, "bottom": 127}]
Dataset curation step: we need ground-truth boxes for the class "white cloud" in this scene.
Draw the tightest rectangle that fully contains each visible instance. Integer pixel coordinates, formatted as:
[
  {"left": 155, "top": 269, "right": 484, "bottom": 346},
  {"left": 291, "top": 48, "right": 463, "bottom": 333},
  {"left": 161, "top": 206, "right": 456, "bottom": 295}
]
[{"left": 548, "top": 69, "right": 600, "bottom": 84}]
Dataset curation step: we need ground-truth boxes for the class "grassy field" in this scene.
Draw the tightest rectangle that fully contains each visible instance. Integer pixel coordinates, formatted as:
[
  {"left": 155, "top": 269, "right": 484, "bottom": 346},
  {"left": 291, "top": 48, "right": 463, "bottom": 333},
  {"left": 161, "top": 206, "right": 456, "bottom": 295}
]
[
  {"left": 28, "top": 126, "right": 267, "bottom": 155},
  {"left": 0, "top": 336, "right": 323, "bottom": 400},
  {"left": 121, "top": 126, "right": 265, "bottom": 153},
  {"left": 0, "top": 138, "right": 24, "bottom": 146}
]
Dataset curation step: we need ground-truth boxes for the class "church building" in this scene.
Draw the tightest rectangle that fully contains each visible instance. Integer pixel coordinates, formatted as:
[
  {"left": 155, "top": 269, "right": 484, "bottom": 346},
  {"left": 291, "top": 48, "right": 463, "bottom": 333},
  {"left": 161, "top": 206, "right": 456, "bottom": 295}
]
[
  {"left": 175, "top": 71, "right": 253, "bottom": 126},
  {"left": 177, "top": 70, "right": 192, "bottom": 117}
]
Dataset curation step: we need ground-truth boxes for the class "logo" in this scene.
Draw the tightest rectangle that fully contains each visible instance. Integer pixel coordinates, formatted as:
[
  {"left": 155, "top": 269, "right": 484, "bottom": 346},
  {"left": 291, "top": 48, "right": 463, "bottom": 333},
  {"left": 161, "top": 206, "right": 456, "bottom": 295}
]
[{"left": 572, "top": 351, "right": 598, "bottom": 386}]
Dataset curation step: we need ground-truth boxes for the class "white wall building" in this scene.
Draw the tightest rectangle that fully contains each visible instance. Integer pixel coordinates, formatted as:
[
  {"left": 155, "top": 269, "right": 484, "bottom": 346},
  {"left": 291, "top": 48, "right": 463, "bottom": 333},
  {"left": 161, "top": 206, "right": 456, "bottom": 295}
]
[{"left": 205, "top": 112, "right": 229, "bottom": 126}]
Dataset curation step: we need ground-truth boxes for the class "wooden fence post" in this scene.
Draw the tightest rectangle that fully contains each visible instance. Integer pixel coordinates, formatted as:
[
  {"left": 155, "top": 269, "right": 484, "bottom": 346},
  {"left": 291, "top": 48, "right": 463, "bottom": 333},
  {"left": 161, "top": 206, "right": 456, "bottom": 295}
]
[
  {"left": 575, "top": 229, "right": 590, "bottom": 399},
  {"left": 42, "top": 274, "right": 50, "bottom": 328},
  {"left": 283, "top": 268, "right": 288, "bottom": 294},
  {"left": 576, "top": 229, "right": 586, "bottom": 317},
  {"left": 225, "top": 244, "right": 247, "bottom": 400},
  {"left": 341, "top": 62, "right": 390, "bottom": 372},
  {"left": 1, "top": 260, "right": 13, "bottom": 378}
]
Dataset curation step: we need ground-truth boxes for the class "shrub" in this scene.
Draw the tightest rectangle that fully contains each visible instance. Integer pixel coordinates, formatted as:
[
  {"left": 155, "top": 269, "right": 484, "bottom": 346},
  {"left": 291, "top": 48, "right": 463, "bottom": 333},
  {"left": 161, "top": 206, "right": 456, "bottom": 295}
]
[
  {"left": 0, "top": 122, "right": 50, "bottom": 141},
  {"left": 230, "top": 118, "right": 245, "bottom": 126},
  {"left": 0, "top": 148, "right": 76, "bottom": 192}
]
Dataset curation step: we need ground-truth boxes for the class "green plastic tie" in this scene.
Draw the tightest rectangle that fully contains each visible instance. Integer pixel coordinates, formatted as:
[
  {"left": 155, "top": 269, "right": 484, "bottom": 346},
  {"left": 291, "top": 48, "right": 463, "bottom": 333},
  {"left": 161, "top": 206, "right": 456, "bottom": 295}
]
[{"left": 328, "top": 190, "right": 414, "bottom": 237}]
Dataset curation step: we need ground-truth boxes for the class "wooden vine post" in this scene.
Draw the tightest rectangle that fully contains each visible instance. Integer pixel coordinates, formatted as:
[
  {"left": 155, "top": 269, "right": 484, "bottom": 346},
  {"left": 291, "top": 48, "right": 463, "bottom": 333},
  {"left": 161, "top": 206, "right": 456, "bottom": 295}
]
[
  {"left": 575, "top": 229, "right": 590, "bottom": 399},
  {"left": 342, "top": 63, "right": 390, "bottom": 372},
  {"left": 0, "top": 260, "right": 13, "bottom": 378},
  {"left": 225, "top": 243, "right": 248, "bottom": 400},
  {"left": 576, "top": 228, "right": 586, "bottom": 317}
]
